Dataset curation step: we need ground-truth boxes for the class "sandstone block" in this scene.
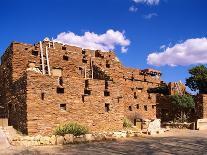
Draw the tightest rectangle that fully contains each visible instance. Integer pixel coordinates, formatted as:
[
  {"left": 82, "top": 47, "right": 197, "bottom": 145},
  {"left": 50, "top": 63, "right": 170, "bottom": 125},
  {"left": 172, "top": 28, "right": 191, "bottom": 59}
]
[
  {"left": 64, "top": 134, "right": 74, "bottom": 144},
  {"left": 56, "top": 136, "right": 64, "bottom": 145}
]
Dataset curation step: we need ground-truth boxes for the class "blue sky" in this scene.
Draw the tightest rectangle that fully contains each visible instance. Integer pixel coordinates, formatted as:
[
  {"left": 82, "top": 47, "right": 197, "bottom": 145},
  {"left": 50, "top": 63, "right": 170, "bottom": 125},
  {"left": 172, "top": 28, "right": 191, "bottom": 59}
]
[{"left": 1, "top": 0, "right": 207, "bottom": 91}]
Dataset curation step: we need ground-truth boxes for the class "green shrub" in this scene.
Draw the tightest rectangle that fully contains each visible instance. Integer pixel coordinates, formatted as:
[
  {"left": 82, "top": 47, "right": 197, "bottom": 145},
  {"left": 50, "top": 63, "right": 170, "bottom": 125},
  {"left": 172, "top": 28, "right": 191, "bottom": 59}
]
[
  {"left": 54, "top": 122, "right": 89, "bottom": 136},
  {"left": 123, "top": 118, "right": 133, "bottom": 128}
]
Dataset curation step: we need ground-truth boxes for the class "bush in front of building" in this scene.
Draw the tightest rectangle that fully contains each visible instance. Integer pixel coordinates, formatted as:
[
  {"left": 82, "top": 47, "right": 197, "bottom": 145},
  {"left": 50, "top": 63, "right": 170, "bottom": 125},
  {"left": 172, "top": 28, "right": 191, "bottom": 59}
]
[
  {"left": 54, "top": 122, "right": 89, "bottom": 136},
  {"left": 123, "top": 118, "right": 133, "bottom": 128}
]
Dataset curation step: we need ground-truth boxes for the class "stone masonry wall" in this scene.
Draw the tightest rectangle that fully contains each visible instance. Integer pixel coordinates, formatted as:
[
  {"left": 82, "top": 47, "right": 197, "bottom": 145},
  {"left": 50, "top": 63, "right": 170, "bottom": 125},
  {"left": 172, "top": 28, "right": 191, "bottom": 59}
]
[{"left": 1, "top": 40, "right": 162, "bottom": 135}]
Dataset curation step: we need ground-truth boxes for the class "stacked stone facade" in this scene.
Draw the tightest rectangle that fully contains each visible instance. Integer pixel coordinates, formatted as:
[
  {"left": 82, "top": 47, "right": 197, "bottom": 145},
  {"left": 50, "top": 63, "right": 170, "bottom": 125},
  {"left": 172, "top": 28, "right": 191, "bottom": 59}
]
[{"left": 0, "top": 39, "right": 163, "bottom": 135}]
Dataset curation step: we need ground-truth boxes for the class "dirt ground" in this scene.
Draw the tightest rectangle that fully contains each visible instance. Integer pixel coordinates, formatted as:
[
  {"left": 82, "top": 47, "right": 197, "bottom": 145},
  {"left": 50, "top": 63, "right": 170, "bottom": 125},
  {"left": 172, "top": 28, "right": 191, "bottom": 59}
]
[{"left": 1, "top": 129, "right": 207, "bottom": 155}]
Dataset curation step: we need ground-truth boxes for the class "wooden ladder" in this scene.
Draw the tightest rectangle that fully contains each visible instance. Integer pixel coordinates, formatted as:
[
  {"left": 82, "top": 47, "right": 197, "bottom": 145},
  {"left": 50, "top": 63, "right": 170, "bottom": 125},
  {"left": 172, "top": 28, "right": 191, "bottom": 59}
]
[{"left": 39, "top": 41, "right": 51, "bottom": 75}]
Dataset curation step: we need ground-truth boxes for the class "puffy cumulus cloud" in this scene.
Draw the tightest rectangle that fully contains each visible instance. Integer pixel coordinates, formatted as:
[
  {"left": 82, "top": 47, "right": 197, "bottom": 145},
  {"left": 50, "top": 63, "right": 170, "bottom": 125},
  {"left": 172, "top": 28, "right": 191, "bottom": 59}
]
[
  {"left": 133, "top": 0, "right": 160, "bottom": 5},
  {"left": 54, "top": 29, "right": 130, "bottom": 53},
  {"left": 143, "top": 13, "right": 158, "bottom": 19},
  {"left": 129, "top": 5, "right": 138, "bottom": 12},
  {"left": 147, "top": 38, "right": 207, "bottom": 66}
]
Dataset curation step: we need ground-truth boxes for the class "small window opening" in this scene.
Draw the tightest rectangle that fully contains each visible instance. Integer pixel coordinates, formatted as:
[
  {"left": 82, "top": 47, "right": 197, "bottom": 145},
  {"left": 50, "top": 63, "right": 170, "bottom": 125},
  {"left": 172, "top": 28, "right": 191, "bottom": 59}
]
[
  {"left": 82, "top": 50, "right": 86, "bottom": 55},
  {"left": 105, "top": 80, "right": 109, "bottom": 89},
  {"left": 84, "top": 89, "right": 91, "bottom": 95},
  {"left": 148, "top": 94, "right": 152, "bottom": 99},
  {"left": 82, "top": 59, "right": 87, "bottom": 63},
  {"left": 32, "top": 50, "right": 38, "bottom": 56},
  {"left": 60, "top": 104, "right": 66, "bottom": 111},
  {"left": 82, "top": 95, "right": 85, "bottom": 102},
  {"left": 106, "top": 64, "right": 110, "bottom": 68},
  {"left": 109, "top": 55, "right": 111, "bottom": 57},
  {"left": 144, "top": 105, "right": 147, "bottom": 111},
  {"left": 105, "top": 103, "right": 110, "bottom": 112},
  {"left": 136, "top": 104, "right": 139, "bottom": 109},
  {"left": 85, "top": 80, "right": 89, "bottom": 88},
  {"left": 62, "top": 46, "right": 67, "bottom": 50},
  {"left": 63, "top": 55, "right": 69, "bottom": 61},
  {"left": 41, "top": 92, "right": 45, "bottom": 100},
  {"left": 25, "top": 48, "right": 28, "bottom": 50},
  {"left": 104, "top": 90, "right": 110, "bottom": 96},
  {"left": 59, "top": 77, "right": 63, "bottom": 86},
  {"left": 134, "top": 92, "right": 137, "bottom": 99},
  {"left": 106, "top": 60, "right": 110, "bottom": 68},
  {"left": 57, "top": 87, "right": 64, "bottom": 94},
  {"left": 152, "top": 105, "right": 156, "bottom": 109},
  {"left": 129, "top": 106, "right": 132, "bottom": 111}
]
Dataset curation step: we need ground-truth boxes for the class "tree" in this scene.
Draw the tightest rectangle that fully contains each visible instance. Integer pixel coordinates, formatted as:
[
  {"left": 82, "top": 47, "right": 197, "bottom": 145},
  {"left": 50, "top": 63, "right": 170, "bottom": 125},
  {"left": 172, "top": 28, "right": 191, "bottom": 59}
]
[
  {"left": 171, "top": 94, "right": 195, "bottom": 122},
  {"left": 186, "top": 65, "right": 207, "bottom": 94}
]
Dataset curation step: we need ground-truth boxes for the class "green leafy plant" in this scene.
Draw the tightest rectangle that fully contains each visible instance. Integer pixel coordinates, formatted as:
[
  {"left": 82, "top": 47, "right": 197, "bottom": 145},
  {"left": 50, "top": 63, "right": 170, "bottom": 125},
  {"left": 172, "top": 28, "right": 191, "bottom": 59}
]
[
  {"left": 171, "top": 94, "right": 195, "bottom": 122},
  {"left": 54, "top": 122, "right": 89, "bottom": 136},
  {"left": 123, "top": 118, "right": 133, "bottom": 128}
]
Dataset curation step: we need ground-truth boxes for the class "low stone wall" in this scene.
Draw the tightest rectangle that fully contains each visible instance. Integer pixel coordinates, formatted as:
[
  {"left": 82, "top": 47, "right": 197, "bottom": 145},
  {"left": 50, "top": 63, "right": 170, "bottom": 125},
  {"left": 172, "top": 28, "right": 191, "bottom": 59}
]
[
  {"left": 196, "top": 119, "right": 207, "bottom": 130},
  {"left": 6, "top": 131, "right": 143, "bottom": 146},
  {"left": 162, "top": 122, "right": 192, "bottom": 129}
]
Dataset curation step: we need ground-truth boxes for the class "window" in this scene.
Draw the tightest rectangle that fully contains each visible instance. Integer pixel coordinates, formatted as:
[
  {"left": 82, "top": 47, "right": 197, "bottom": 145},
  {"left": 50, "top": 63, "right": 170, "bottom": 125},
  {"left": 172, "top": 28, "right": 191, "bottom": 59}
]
[
  {"left": 32, "top": 50, "right": 38, "bottom": 56},
  {"left": 129, "top": 106, "right": 132, "bottom": 111},
  {"left": 41, "top": 92, "right": 45, "bottom": 100},
  {"left": 136, "top": 104, "right": 139, "bottom": 109},
  {"left": 85, "top": 80, "right": 89, "bottom": 88},
  {"left": 105, "top": 103, "right": 110, "bottom": 112},
  {"left": 82, "top": 59, "right": 87, "bottom": 63},
  {"left": 105, "top": 80, "right": 109, "bottom": 89},
  {"left": 106, "top": 64, "right": 110, "bottom": 68},
  {"left": 63, "top": 55, "right": 69, "bottom": 61},
  {"left": 82, "top": 50, "right": 86, "bottom": 55},
  {"left": 60, "top": 104, "right": 66, "bottom": 111},
  {"left": 62, "top": 46, "right": 67, "bottom": 50},
  {"left": 134, "top": 92, "right": 137, "bottom": 99},
  {"left": 84, "top": 89, "right": 91, "bottom": 95},
  {"left": 144, "top": 105, "right": 147, "bottom": 111},
  {"left": 57, "top": 87, "right": 64, "bottom": 94},
  {"left": 59, "top": 77, "right": 63, "bottom": 86},
  {"left": 104, "top": 90, "right": 110, "bottom": 96}
]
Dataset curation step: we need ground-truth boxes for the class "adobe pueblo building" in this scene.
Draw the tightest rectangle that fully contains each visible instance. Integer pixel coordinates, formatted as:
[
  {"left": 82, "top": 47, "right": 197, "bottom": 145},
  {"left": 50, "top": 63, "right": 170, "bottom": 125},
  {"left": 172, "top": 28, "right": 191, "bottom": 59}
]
[{"left": 0, "top": 38, "right": 183, "bottom": 135}]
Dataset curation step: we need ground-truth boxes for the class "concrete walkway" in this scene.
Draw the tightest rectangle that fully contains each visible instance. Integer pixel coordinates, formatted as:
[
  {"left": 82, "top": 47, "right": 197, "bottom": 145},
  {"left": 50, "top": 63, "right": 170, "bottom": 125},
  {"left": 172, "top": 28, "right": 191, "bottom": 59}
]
[{"left": 0, "top": 128, "right": 10, "bottom": 151}]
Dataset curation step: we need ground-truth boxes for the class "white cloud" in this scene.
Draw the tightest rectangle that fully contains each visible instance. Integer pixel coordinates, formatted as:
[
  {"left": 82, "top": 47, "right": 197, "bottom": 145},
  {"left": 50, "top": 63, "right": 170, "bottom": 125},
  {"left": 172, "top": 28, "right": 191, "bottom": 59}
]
[
  {"left": 143, "top": 13, "right": 158, "bottom": 19},
  {"left": 147, "top": 38, "right": 207, "bottom": 66},
  {"left": 129, "top": 5, "right": 138, "bottom": 12},
  {"left": 54, "top": 29, "right": 130, "bottom": 53},
  {"left": 133, "top": 0, "right": 160, "bottom": 5}
]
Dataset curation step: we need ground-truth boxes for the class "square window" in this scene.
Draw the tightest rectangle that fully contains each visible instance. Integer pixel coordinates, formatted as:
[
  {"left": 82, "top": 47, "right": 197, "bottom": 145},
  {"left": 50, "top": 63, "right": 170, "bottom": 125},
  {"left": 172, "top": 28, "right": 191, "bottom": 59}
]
[
  {"left": 104, "top": 90, "right": 110, "bottom": 96},
  {"left": 82, "top": 59, "right": 87, "bottom": 63},
  {"left": 63, "top": 55, "right": 69, "bottom": 61},
  {"left": 32, "top": 50, "right": 38, "bottom": 56},
  {"left": 57, "top": 87, "right": 64, "bottom": 94},
  {"left": 62, "top": 46, "right": 67, "bottom": 50},
  {"left": 60, "top": 104, "right": 66, "bottom": 111},
  {"left": 84, "top": 89, "right": 91, "bottom": 95},
  {"left": 105, "top": 103, "right": 110, "bottom": 112},
  {"left": 106, "top": 64, "right": 110, "bottom": 68},
  {"left": 136, "top": 104, "right": 139, "bottom": 109}
]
